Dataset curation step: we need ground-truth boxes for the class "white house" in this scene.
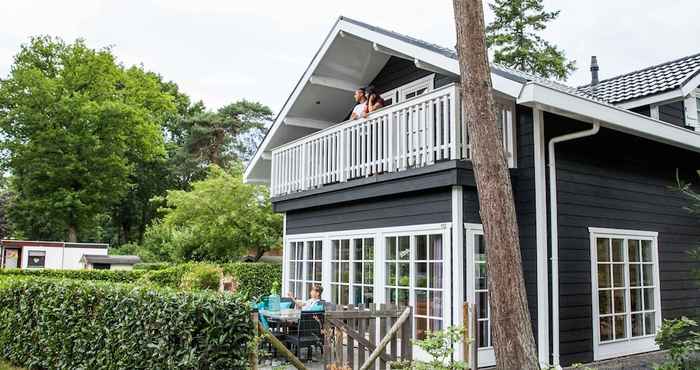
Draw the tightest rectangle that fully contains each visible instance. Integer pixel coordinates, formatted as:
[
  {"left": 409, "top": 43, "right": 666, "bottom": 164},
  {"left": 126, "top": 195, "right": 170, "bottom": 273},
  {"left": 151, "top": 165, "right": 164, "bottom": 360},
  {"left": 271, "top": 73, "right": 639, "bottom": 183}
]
[{"left": 0, "top": 240, "right": 109, "bottom": 270}]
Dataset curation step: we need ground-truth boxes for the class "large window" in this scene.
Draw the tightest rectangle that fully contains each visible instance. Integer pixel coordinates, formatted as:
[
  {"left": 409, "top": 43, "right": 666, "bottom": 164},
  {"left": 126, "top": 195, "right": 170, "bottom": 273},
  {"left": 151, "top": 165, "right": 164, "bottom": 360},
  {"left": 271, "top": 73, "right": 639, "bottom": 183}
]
[
  {"left": 385, "top": 232, "right": 445, "bottom": 340},
  {"left": 473, "top": 234, "right": 490, "bottom": 349},
  {"left": 331, "top": 237, "right": 374, "bottom": 305},
  {"left": 287, "top": 240, "right": 322, "bottom": 299},
  {"left": 590, "top": 228, "right": 661, "bottom": 360}
]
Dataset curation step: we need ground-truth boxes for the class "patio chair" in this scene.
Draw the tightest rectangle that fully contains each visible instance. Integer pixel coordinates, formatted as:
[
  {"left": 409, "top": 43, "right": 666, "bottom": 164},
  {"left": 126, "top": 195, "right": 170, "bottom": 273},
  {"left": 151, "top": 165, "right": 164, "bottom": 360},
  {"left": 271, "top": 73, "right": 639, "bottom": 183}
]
[{"left": 284, "top": 311, "right": 324, "bottom": 361}]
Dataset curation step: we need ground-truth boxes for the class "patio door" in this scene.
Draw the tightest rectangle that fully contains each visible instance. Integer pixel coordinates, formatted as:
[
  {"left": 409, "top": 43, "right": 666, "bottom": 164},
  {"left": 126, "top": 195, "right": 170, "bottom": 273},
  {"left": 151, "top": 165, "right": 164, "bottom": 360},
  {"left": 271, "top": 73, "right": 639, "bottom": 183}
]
[{"left": 465, "top": 224, "right": 495, "bottom": 368}]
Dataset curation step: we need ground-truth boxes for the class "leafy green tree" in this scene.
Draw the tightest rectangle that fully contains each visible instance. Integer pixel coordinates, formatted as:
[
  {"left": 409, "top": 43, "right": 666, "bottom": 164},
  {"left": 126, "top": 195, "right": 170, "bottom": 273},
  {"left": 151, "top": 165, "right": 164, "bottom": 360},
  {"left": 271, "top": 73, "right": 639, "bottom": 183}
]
[
  {"left": 0, "top": 36, "right": 175, "bottom": 242},
  {"left": 486, "top": 0, "right": 576, "bottom": 80},
  {"left": 142, "top": 164, "right": 281, "bottom": 262},
  {"left": 183, "top": 100, "right": 272, "bottom": 167}
]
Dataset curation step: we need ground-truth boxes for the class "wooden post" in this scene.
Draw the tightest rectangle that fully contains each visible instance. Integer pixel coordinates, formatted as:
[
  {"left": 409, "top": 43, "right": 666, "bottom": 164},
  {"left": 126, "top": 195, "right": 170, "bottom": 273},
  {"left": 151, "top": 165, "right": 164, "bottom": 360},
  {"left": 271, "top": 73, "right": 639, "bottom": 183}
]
[
  {"left": 250, "top": 313, "right": 259, "bottom": 370},
  {"left": 472, "top": 303, "right": 478, "bottom": 370},
  {"left": 257, "top": 321, "right": 309, "bottom": 370},
  {"left": 463, "top": 302, "right": 470, "bottom": 365}
]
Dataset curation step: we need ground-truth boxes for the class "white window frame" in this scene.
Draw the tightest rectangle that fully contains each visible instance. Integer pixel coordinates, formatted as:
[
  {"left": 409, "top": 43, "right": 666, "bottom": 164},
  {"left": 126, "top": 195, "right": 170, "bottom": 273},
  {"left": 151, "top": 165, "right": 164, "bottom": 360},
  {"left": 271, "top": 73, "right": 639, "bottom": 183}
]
[
  {"left": 380, "top": 74, "right": 435, "bottom": 107},
  {"left": 589, "top": 227, "right": 662, "bottom": 361},
  {"left": 329, "top": 236, "right": 376, "bottom": 305},
  {"left": 285, "top": 239, "right": 323, "bottom": 300},
  {"left": 26, "top": 250, "right": 46, "bottom": 269}
]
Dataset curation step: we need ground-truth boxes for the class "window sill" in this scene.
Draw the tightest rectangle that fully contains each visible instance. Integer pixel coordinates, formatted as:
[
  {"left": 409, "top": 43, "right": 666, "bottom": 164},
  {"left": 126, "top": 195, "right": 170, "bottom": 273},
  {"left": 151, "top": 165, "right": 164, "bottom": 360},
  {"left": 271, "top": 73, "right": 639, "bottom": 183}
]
[{"left": 596, "top": 336, "right": 659, "bottom": 361}]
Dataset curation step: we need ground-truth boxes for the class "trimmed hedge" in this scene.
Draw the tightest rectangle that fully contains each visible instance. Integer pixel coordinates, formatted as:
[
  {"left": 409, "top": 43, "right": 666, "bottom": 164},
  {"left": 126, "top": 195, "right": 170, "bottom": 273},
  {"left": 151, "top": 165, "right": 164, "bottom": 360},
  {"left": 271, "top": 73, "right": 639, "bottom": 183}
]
[
  {"left": 133, "top": 262, "right": 172, "bottom": 271},
  {"left": 223, "top": 262, "right": 282, "bottom": 301},
  {"left": 0, "top": 277, "right": 253, "bottom": 369},
  {"left": 0, "top": 268, "right": 146, "bottom": 283}
]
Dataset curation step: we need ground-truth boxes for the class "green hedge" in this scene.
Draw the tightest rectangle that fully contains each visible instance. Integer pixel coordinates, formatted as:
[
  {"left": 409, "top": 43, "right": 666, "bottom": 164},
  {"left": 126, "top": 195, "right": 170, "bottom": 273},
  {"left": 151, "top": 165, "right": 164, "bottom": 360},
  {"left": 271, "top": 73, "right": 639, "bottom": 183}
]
[
  {"left": 0, "top": 277, "right": 253, "bottom": 369},
  {"left": 133, "top": 262, "right": 172, "bottom": 271},
  {"left": 223, "top": 262, "right": 282, "bottom": 301},
  {"left": 0, "top": 268, "right": 146, "bottom": 283}
]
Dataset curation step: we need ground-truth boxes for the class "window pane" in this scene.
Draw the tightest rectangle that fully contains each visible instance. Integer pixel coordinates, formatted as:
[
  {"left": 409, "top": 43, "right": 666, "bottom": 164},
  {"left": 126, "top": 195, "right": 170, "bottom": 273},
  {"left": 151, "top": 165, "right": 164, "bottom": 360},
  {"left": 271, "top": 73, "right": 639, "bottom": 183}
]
[
  {"left": 613, "top": 289, "right": 626, "bottom": 313},
  {"left": 398, "top": 236, "right": 410, "bottom": 260},
  {"left": 628, "top": 239, "right": 640, "bottom": 262},
  {"left": 429, "top": 262, "right": 442, "bottom": 288},
  {"left": 416, "top": 235, "right": 427, "bottom": 260},
  {"left": 353, "top": 262, "right": 362, "bottom": 284},
  {"left": 630, "top": 264, "right": 641, "bottom": 287},
  {"left": 331, "top": 262, "right": 339, "bottom": 282},
  {"left": 476, "top": 235, "right": 486, "bottom": 260},
  {"left": 364, "top": 238, "right": 374, "bottom": 259},
  {"left": 332, "top": 285, "right": 338, "bottom": 302},
  {"left": 314, "top": 262, "right": 322, "bottom": 281},
  {"left": 332, "top": 240, "right": 339, "bottom": 259},
  {"left": 306, "top": 241, "right": 314, "bottom": 259},
  {"left": 340, "top": 262, "right": 349, "bottom": 282},
  {"left": 614, "top": 315, "right": 627, "bottom": 339},
  {"left": 478, "top": 321, "right": 490, "bottom": 348},
  {"left": 613, "top": 264, "right": 624, "bottom": 287},
  {"left": 363, "top": 262, "right": 373, "bottom": 284},
  {"left": 476, "top": 264, "right": 488, "bottom": 290},
  {"left": 416, "top": 290, "right": 428, "bottom": 316},
  {"left": 599, "top": 290, "right": 612, "bottom": 314},
  {"left": 632, "top": 313, "right": 643, "bottom": 337},
  {"left": 631, "top": 288, "right": 642, "bottom": 312},
  {"left": 306, "top": 262, "right": 313, "bottom": 280},
  {"left": 416, "top": 318, "right": 428, "bottom": 340},
  {"left": 341, "top": 240, "right": 349, "bottom": 260},
  {"left": 598, "top": 264, "right": 611, "bottom": 288},
  {"left": 597, "top": 238, "right": 610, "bottom": 262},
  {"left": 644, "top": 312, "right": 656, "bottom": 335},
  {"left": 612, "top": 239, "right": 624, "bottom": 262},
  {"left": 430, "top": 319, "right": 442, "bottom": 332},
  {"left": 315, "top": 241, "right": 323, "bottom": 259},
  {"left": 289, "top": 262, "right": 296, "bottom": 279},
  {"left": 340, "top": 286, "right": 349, "bottom": 305},
  {"left": 477, "top": 292, "right": 489, "bottom": 319},
  {"left": 398, "top": 289, "right": 409, "bottom": 307},
  {"left": 641, "top": 240, "right": 653, "bottom": 262},
  {"left": 354, "top": 239, "right": 363, "bottom": 260},
  {"left": 386, "top": 237, "right": 396, "bottom": 260},
  {"left": 398, "top": 263, "right": 410, "bottom": 286},
  {"left": 600, "top": 316, "right": 613, "bottom": 341},
  {"left": 643, "top": 264, "right": 654, "bottom": 286},
  {"left": 644, "top": 288, "right": 655, "bottom": 310},
  {"left": 353, "top": 286, "right": 362, "bottom": 305},
  {"left": 415, "top": 262, "right": 427, "bottom": 288},
  {"left": 363, "top": 287, "right": 373, "bottom": 304},
  {"left": 430, "top": 291, "right": 442, "bottom": 317},
  {"left": 386, "top": 263, "right": 396, "bottom": 285},
  {"left": 386, "top": 288, "right": 395, "bottom": 303},
  {"left": 430, "top": 234, "right": 442, "bottom": 260}
]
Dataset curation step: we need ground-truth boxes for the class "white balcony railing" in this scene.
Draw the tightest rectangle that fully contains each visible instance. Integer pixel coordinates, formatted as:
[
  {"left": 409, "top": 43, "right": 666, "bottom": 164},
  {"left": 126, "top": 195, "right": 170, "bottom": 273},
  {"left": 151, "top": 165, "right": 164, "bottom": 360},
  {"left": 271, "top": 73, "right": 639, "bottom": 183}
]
[{"left": 271, "top": 83, "right": 515, "bottom": 197}]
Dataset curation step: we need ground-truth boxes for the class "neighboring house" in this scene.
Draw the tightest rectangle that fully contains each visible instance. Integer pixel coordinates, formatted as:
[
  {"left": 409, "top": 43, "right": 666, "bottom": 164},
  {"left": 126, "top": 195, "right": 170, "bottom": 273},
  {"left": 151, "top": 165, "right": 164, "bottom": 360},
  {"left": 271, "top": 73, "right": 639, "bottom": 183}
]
[
  {"left": 0, "top": 240, "right": 109, "bottom": 270},
  {"left": 244, "top": 16, "right": 700, "bottom": 368},
  {"left": 80, "top": 254, "right": 141, "bottom": 270}
]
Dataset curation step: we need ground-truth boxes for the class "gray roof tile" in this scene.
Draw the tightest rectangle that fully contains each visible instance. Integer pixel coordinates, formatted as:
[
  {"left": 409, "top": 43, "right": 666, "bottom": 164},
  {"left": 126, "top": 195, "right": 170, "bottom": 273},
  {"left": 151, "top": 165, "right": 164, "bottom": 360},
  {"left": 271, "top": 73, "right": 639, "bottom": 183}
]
[{"left": 578, "top": 53, "right": 700, "bottom": 104}]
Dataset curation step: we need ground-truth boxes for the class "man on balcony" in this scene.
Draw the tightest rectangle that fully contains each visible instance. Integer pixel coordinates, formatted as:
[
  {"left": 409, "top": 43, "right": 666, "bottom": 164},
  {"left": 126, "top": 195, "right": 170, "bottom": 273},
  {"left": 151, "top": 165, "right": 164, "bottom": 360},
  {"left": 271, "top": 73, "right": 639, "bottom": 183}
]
[{"left": 350, "top": 87, "right": 367, "bottom": 120}]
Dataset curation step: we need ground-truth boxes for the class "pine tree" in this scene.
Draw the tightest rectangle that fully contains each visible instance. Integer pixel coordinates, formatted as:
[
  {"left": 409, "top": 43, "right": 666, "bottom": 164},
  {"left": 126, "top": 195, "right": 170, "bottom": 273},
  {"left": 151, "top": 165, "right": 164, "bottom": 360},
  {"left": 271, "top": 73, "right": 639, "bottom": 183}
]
[{"left": 486, "top": 0, "right": 576, "bottom": 80}]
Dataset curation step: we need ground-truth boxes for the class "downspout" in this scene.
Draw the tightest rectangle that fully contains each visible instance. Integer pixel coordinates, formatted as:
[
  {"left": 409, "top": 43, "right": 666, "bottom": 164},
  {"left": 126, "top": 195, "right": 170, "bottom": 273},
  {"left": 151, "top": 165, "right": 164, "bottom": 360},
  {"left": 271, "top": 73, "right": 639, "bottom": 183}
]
[{"left": 549, "top": 121, "right": 600, "bottom": 368}]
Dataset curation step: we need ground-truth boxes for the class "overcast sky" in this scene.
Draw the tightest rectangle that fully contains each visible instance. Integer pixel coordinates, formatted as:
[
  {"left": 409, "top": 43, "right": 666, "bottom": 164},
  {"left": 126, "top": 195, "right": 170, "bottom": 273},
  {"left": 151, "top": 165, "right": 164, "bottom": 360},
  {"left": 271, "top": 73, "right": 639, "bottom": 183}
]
[{"left": 1, "top": 1, "right": 698, "bottom": 113}]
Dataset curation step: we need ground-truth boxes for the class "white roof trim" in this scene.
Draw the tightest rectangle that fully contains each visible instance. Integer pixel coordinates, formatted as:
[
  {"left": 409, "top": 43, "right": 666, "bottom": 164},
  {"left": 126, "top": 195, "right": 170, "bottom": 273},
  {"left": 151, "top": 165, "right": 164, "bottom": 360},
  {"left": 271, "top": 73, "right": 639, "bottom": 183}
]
[{"left": 518, "top": 82, "right": 700, "bottom": 153}]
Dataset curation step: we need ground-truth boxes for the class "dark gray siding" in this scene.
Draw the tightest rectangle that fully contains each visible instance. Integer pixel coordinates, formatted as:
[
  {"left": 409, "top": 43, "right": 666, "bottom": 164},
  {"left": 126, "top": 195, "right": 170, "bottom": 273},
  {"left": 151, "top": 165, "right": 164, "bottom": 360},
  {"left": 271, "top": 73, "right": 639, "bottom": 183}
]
[
  {"left": 286, "top": 188, "right": 452, "bottom": 235},
  {"left": 658, "top": 100, "right": 686, "bottom": 126},
  {"left": 369, "top": 56, "right": 455, "bottom": 95},
  {"left": 544, "top": 113, "right": 700, "bottom": 366}
]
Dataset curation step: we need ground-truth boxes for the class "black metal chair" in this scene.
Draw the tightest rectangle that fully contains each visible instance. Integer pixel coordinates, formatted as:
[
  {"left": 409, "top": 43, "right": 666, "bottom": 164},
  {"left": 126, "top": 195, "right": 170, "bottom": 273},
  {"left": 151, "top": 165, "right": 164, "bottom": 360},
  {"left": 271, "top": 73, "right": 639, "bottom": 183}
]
[{"left": 284, "top": 311, "right": 324, "bottom": 361}]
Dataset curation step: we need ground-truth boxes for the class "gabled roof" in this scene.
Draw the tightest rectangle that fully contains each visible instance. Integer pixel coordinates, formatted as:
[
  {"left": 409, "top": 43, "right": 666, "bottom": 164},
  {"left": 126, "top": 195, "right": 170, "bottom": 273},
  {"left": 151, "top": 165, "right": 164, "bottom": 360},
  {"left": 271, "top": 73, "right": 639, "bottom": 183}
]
[
  {"left": 578, "top": 53, "right": 700, "bottom": 105},
  {"left": 244, "top": 16, "right": 700, "bottom": 184}
]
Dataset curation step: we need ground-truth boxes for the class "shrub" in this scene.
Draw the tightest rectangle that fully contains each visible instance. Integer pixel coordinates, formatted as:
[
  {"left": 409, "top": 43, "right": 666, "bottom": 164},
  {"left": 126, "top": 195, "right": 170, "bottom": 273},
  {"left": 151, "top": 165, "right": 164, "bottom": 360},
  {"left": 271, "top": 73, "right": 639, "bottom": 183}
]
[
  {"left": 0, "top": 277, "right": 254, "bottom": 369},
  {"left": 180, "top": 264, "right": 222, "bottom": 291},
  {"left": 0, "top": 268, "right": 145, "bottom": 283},
  {"left": 137, "top": 263, "right": 199, "bottom": 288},
  {"left": 655, "top": 316, "right": 700, "bottom": 369},
  {"left": 223, "top": 262, "right": 282, "bottom": 301}
]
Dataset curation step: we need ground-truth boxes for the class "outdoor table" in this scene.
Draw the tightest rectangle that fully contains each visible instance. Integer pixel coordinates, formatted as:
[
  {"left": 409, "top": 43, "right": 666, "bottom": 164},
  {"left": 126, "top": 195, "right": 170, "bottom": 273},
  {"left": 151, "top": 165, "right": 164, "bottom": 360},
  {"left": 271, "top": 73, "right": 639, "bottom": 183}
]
[{"left": 260, "top": 308, "right": 301, "bottom": 322}]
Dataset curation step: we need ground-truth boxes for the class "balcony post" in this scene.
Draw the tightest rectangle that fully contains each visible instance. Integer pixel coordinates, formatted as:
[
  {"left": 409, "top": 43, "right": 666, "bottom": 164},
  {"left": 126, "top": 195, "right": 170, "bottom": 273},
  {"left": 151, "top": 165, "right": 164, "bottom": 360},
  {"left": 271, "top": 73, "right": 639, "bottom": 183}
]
[
  {"left": 300, "top": 143, "right": 308, "bottom": 190},
  {"left": 339, "top": 128, "right": 346, "bottom": 182},
  {"left": 449, "top": 85, "right": 459, "bottom": 160}
]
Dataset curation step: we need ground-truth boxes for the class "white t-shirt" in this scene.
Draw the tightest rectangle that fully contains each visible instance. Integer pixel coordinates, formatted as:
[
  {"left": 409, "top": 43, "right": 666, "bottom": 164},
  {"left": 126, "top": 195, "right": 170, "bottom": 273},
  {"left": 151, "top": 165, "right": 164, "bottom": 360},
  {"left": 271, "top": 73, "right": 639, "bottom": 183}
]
[
  {"left": 352, "top": 102, "right": 367, "bottom": 119},
  {"left": 302, "top": 298, "right": 321, "bottom": 310}
]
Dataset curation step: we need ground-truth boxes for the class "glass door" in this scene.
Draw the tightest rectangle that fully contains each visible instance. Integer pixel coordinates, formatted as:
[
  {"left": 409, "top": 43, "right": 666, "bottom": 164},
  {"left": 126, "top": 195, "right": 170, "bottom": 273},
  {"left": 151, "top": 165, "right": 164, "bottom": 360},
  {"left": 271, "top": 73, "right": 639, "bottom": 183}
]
[
  {"left": 465, "top": 225, "right": 495, "bottom": 368},
  {"left": 3, "top": 248, "right": 20, "bottom": 268}
]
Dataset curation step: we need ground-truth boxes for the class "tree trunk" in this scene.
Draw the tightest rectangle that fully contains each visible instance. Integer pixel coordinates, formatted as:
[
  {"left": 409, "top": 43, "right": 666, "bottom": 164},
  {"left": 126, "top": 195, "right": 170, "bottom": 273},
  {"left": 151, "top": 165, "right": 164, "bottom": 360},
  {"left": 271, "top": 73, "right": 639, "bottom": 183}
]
[
  {"left": 452, "top": 1, "right": 540, "bottom": 369},
  {"left": 67, "top": 224, "right": 78, "bottom": 243}
]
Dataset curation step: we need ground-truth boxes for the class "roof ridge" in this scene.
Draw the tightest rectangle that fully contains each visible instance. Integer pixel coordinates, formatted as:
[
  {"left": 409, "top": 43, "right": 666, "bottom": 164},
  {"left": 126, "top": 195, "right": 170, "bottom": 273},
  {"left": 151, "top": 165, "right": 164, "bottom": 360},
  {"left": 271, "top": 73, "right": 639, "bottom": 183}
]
[{"left": 578, "top": 51, "right": 700, "bottom": 89}]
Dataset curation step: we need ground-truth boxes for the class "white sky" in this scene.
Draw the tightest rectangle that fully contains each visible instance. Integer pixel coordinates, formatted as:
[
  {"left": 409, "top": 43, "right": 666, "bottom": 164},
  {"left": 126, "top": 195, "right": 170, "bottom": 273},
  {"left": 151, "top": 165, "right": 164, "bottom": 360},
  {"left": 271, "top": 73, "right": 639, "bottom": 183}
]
[{"left": 1, "top": 1, "right": 698, "bottom": 113}]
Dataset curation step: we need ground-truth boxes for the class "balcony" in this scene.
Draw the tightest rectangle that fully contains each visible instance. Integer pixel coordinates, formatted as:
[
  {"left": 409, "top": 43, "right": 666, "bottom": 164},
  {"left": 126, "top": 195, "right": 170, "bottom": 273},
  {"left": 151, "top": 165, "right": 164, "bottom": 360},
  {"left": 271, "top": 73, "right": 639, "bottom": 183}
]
[{"left": 270, "top": 83, "right": 515, "bottom": 198}]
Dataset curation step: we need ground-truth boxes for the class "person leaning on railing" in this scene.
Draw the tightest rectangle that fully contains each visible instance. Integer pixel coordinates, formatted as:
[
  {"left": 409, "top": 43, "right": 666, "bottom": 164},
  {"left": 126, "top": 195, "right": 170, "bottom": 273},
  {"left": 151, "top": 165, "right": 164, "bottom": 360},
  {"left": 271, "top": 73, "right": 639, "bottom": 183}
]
[{"left": 364, "top": 85, "right": 385, "bottom": 117}]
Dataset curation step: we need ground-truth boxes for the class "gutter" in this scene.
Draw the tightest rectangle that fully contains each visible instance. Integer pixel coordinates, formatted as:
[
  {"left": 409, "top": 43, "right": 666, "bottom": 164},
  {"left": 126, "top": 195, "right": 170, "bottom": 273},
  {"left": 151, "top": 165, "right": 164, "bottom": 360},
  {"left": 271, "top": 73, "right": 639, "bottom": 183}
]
[{"left": 548, "top": 121, "right": 600, "bottom": 367}]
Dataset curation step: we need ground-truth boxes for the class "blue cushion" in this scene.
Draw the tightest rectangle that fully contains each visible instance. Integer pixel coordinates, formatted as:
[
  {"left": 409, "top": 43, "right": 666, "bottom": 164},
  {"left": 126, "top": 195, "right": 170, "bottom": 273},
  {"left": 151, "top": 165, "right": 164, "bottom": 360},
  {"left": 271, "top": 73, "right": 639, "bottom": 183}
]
[
  {"left": 280, "top": 302, "right": 293, "bottom": 309},
  {"left": 302, "top": 303, "right": 324, "bottom": 312}
]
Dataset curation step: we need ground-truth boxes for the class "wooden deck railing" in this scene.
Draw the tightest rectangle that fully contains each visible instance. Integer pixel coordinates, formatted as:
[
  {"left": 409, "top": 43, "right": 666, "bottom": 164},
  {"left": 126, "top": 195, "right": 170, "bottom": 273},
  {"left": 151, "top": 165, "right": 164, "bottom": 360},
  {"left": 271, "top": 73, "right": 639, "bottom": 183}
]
[{"left": 270, "top": 83, "right": 516, "bottom": 197}]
